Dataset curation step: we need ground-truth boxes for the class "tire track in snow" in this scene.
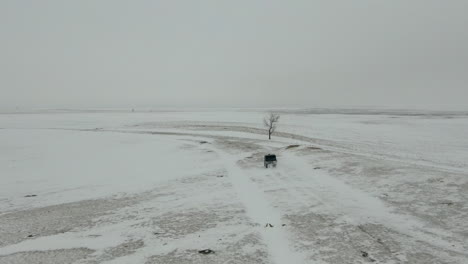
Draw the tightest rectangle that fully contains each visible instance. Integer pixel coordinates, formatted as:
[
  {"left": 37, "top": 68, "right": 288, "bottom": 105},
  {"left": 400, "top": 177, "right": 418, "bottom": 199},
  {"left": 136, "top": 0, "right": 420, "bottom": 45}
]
[
  {"left": 279, "top": 152, "right": 468, "bottom": 258},
  {"left": 214, "top": 150, "right": 308, "bottom": 264}
]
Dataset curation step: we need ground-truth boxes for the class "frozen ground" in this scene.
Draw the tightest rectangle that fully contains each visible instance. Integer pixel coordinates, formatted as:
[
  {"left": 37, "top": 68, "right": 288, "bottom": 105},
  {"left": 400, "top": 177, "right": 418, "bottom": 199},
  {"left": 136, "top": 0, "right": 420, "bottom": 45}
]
[{"left": 1, "top": 109, "right": 467, "bottom": 264}]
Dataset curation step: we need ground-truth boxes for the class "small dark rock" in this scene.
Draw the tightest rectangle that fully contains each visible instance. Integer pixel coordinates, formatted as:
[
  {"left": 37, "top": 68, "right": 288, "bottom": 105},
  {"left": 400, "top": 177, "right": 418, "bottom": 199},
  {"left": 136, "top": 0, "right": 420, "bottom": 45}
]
[
  {"left": 282, "top": 224, "right": 286, "bottom": 227},
  {"left": 265, "top": 223, "right": 274, "bottom": 228},
  {"left": 200, "top": 141, "right": 208, "bottom": 144},
  {"left": 361, "top": 251, "right": 369, "bottom": 258},
  {"left": 198, "top": 249, "right": 215, "bottom": 255},
  {"left": 313, "top": 167, "right": 321, "bottom": 170},
  {"left": 217, "top": 175, "right": 224, "bottom": 178},
  {"left": 27, "top": 234, "right": 34, "bottom": 238},
  {"left": 24, "top": 194, "right": 37, "bottom": 197}
]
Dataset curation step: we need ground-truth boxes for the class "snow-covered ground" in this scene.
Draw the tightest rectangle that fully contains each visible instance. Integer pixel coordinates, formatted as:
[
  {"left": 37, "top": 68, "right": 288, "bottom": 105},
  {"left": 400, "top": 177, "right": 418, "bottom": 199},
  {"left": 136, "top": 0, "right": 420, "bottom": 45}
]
[{"left": 1, "top": 109, "right": 467, "bottom": 263}]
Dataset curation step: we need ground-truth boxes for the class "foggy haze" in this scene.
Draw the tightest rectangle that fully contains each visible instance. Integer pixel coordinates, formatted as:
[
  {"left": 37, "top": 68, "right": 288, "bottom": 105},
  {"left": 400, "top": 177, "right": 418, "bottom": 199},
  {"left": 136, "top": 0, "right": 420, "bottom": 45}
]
[{"left": 1, "top": 0, "right": 468, "bottom": 109}]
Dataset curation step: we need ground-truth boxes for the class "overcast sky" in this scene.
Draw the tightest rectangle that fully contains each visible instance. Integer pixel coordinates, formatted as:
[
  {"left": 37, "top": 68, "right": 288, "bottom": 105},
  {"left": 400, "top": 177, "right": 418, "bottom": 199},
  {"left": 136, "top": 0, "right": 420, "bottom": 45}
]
[{"left": 1, "top": 0, "right": 468, "bottom": 109}]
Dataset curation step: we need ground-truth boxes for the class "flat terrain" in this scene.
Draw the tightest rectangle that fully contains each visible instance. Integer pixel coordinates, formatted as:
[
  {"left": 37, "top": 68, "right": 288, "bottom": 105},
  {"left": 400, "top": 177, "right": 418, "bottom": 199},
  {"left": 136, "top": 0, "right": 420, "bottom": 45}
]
[{"left": 1, "top": 109, "right": 467, "bottom": 264}]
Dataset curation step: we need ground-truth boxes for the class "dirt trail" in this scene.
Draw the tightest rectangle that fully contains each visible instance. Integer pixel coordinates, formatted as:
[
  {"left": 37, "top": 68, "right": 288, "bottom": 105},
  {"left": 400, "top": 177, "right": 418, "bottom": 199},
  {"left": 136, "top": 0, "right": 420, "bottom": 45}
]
[
  {"left": 214, "top": 149, "right": 308, "bottom": 264},
  {"left": 280, "top": 152, "right": 468, "bottom": 255}
]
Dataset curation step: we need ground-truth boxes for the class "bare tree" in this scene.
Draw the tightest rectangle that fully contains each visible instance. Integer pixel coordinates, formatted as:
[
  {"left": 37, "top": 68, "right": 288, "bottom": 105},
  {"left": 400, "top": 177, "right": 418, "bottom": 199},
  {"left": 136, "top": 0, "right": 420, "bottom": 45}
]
[{"left": 263, "top": 113, "right": 280, "bottom": 140}]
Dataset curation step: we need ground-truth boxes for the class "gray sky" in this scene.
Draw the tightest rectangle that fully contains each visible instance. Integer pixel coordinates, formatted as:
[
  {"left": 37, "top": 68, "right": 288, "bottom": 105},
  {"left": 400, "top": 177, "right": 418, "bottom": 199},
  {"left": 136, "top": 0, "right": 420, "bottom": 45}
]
[{"left": 1, "top": 0, "right": 468, "bottom": 109}]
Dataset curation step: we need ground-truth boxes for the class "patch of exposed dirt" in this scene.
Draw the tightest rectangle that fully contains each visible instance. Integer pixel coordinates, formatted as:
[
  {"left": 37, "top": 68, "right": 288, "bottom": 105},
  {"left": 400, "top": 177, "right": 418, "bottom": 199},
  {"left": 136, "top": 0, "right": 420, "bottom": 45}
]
[
  {"left": 152, "top": 207, "right": 245, "bottom": 239},
  {"left": 285, "top": 212, "right": 405, "bottom": 263},
  {"left": 0, "top": 248, "right": 94, "bottom": 264},
  {"left": 146, "top": 233, "right": 269, "bottom": 264},
  {"left": 86, "top": 240, "right": 145, "bottom": 263},
  {"left": 0, "top": 195, "right": 145, "bottom": 247},
  {"left": 214, "top": 139, "right": 263, "bottom": 154}
]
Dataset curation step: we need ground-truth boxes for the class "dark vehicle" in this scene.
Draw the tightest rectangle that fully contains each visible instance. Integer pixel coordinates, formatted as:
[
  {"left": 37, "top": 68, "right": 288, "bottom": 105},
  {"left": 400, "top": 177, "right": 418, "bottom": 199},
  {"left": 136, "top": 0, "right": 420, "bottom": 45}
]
[{"left": 264, "top": 154, "right": 277, "bottom": 168}]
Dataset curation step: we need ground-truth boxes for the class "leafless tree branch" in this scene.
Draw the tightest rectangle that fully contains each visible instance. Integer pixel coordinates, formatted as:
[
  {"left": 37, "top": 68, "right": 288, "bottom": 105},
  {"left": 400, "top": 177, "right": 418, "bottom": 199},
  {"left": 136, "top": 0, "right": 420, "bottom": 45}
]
[{"left": 263, "top": 112, "right": 280, "bottom": 140}]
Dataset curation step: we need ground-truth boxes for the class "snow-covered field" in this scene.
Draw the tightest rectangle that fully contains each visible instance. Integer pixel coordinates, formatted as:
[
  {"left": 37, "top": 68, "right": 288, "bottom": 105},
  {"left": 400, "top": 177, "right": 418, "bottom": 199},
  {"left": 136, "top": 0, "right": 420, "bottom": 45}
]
[{"left": 1, "top": 109, "right": 467, "bottom": 264}]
